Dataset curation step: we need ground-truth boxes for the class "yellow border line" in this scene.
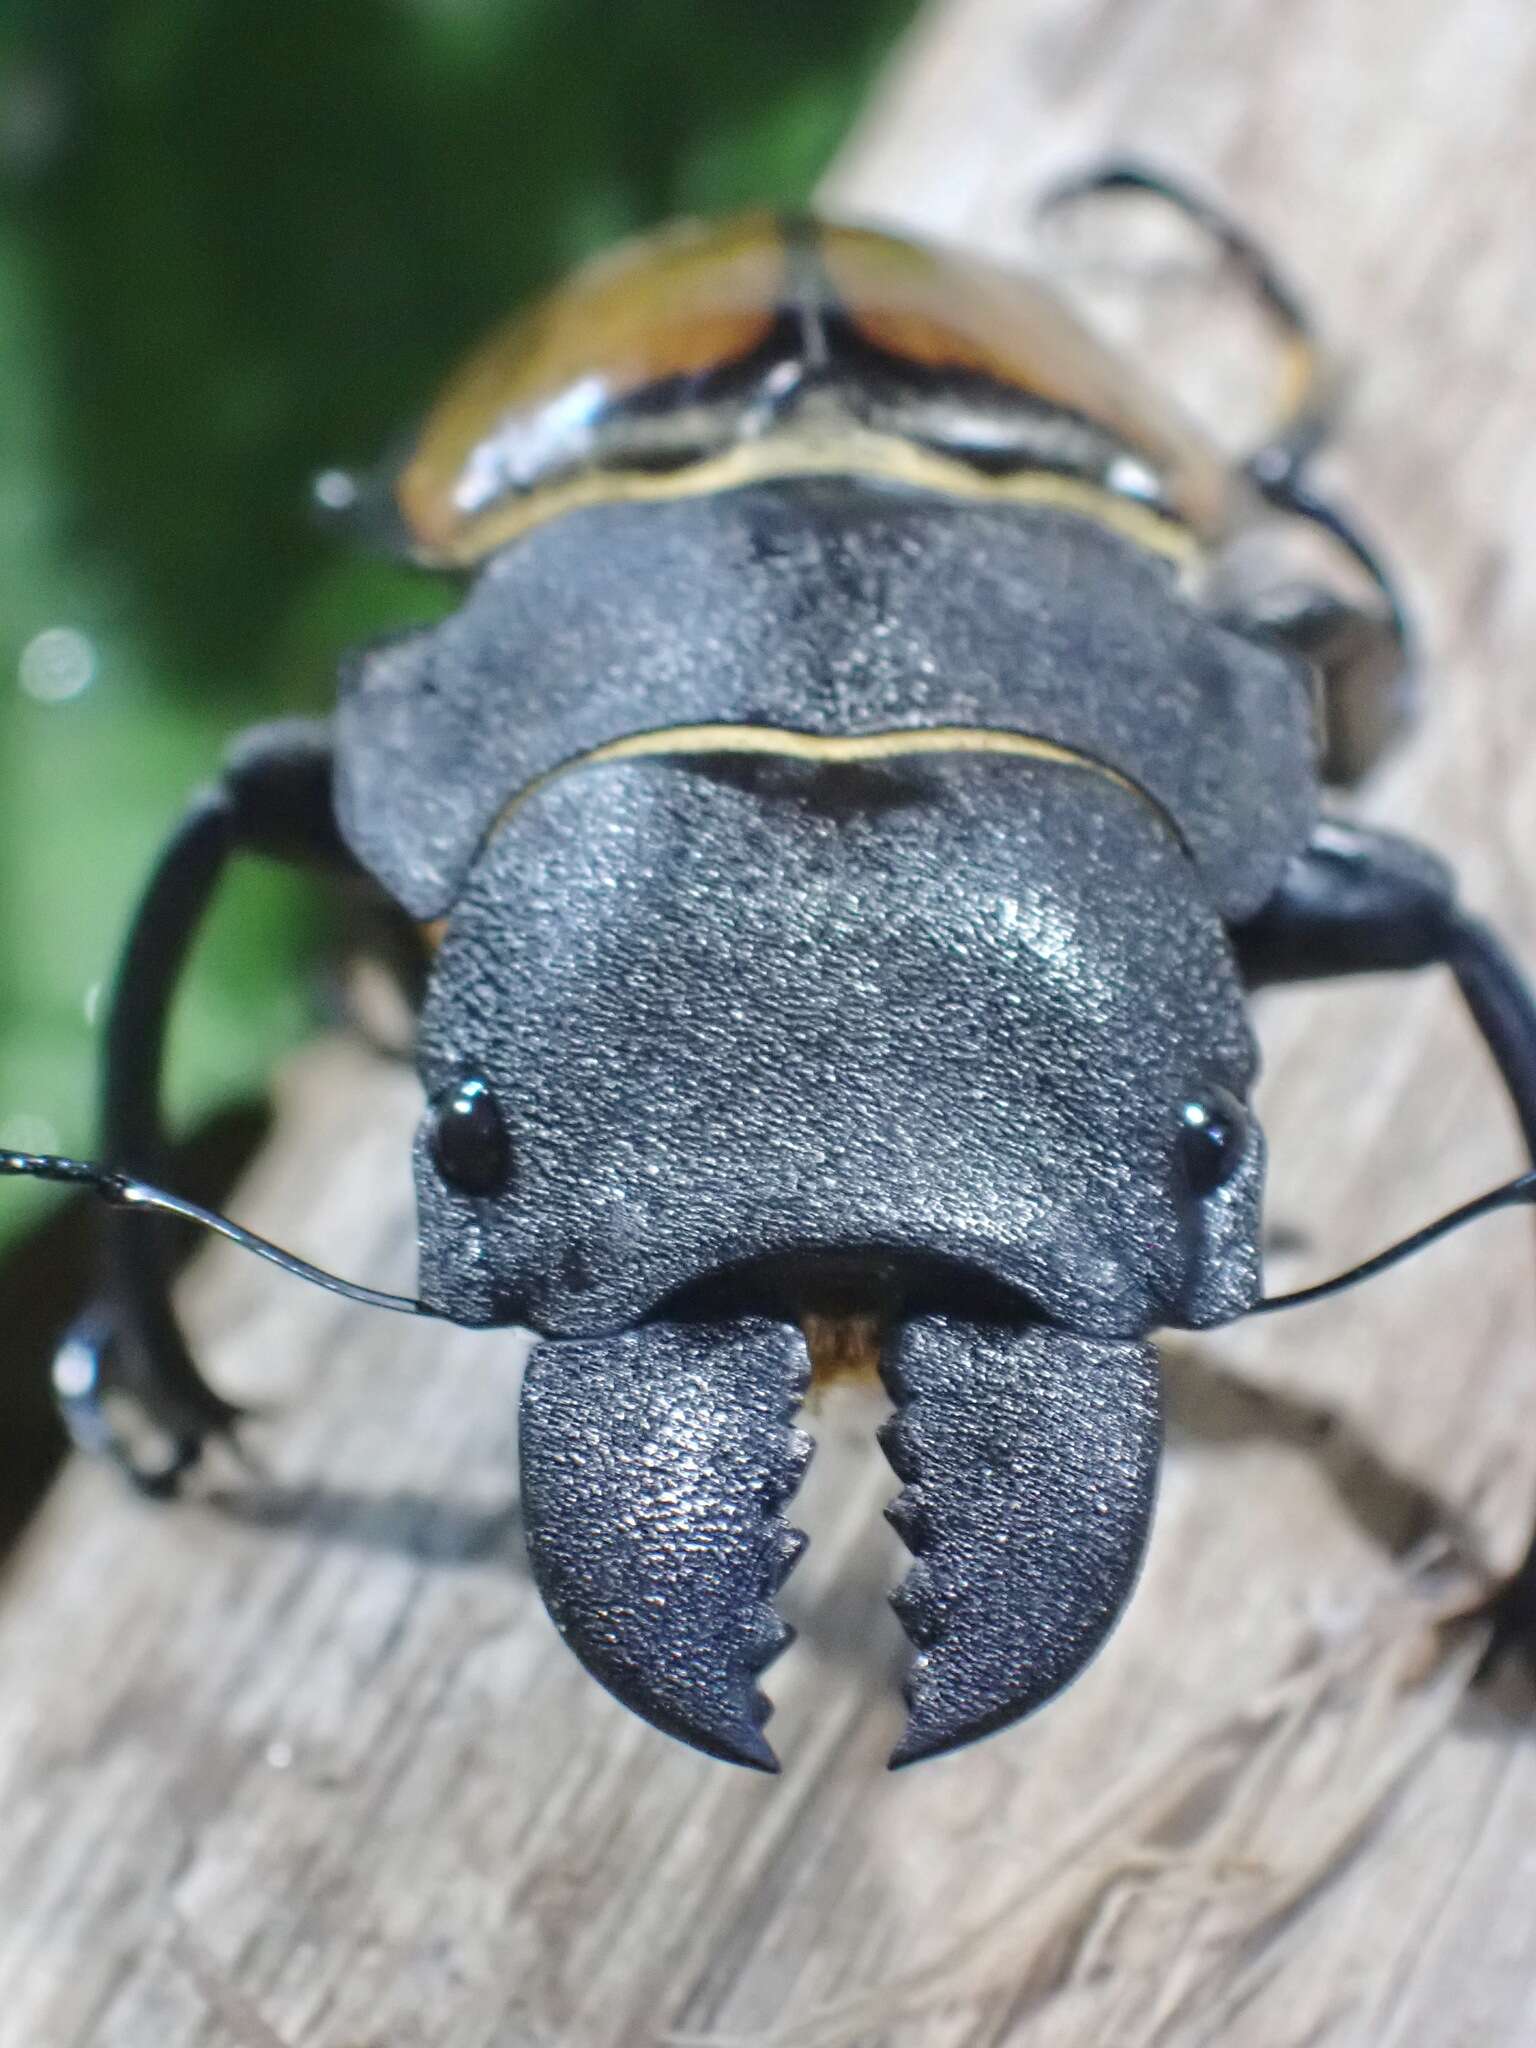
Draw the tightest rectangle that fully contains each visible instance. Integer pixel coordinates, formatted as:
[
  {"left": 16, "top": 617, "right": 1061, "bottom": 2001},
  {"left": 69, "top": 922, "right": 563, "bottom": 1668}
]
[
  {"left": 485, "top": 721, "right": 1173, "bottom": 840},
  {"left": 410, "top": 724, "right": 1183, "bottom": 947},
  {"left": 406, "top": 430, "right": 1208, "bottom": 569}
]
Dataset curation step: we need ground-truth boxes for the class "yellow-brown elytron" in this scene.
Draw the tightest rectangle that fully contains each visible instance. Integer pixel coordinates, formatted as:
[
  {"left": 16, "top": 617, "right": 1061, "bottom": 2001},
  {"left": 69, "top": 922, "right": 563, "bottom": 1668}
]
[{"left": 394, "top": 211, "right": 1235, "bottom": 566}]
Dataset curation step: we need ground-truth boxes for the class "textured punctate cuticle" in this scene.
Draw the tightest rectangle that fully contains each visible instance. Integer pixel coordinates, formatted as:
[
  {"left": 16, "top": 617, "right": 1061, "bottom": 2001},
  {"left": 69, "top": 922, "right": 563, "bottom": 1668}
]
[
  {"left": 880, "top": 1317, "right": 1162, "bottom": 1767},
  {"left": 518, "top": 1315, "right": 814, "bottom": 1770}
]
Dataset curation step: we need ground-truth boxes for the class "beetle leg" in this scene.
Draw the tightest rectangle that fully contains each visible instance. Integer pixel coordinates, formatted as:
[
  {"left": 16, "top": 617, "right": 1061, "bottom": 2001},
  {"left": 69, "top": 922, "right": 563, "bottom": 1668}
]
[
  {"left": 61, "top": 720, "right": 360, "bottom": 1492},
  {"left": 880, "top": 1317, "right": 1161, "bottom": 1767},
  {"left": 1237, "top": 816, "right": 1536, "bottom": 1157},
  {"left": 1035, "top": 156, "right": 1339, "bottom": 487},
  {"left": 1224, "top": 480, "right": 1415, "bottom": 785},
  {"left": 1236, "top": 821, "right": 1536, "bottom": 1642},
  {"left": 1038, "top": 160, "right": 1413, "bottom": 783},
  {"left": 518, "top": 1316, "right": 813, "bottom": 1770}
]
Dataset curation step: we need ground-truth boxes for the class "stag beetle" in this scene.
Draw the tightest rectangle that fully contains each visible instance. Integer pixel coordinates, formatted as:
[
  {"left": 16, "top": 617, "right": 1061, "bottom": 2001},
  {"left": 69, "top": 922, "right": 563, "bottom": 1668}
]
[{"left": 8, "top": 165, "right": 1536, "bottom": 1771}]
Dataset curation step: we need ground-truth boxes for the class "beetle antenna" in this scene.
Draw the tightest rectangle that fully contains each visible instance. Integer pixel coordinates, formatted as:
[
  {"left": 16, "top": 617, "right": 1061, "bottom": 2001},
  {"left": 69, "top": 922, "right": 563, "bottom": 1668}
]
[
  {"left": 1256, "top": 1168, "right": 1536, "bottom": 1314},
  {"left": 0, "top": 1150, "right": 435, "bottom": 1319}
]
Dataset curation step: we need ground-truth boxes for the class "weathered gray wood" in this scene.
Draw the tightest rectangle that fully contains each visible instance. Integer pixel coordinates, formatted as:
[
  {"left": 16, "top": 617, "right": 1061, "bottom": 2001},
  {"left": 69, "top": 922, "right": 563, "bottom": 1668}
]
[{"left": 5, "top": 2, "right": 1536, "bottom": 2041}]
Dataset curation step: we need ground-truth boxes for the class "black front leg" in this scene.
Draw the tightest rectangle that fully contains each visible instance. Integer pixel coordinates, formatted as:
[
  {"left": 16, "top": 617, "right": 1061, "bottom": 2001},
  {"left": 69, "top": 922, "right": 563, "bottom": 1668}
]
[
  {"left": 1237, "top": 819, "right": 1536, "bottom": 1633},
  {"left": 58, "top": 720, "right": 358, "bottom": 1491},
  {"left": 1235, "top": 820, "right": 1459, "bottom": 984}
]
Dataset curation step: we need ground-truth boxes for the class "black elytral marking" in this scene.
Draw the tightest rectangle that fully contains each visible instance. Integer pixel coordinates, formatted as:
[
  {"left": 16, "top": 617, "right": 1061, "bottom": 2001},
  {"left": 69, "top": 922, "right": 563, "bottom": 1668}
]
[
  {"left": 518, "top": 1316, "right": 813, "bottom": 1771},
  {"left": 879, "top": 1317, "right": 1162, "bottom": 1768}
]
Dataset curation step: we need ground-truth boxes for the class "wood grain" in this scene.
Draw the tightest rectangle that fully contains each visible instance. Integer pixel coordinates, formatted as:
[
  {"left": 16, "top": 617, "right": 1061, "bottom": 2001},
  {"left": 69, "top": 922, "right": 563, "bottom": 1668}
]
[{"left": 5, "top": 2, "right": 1536, "bottom": 2041}]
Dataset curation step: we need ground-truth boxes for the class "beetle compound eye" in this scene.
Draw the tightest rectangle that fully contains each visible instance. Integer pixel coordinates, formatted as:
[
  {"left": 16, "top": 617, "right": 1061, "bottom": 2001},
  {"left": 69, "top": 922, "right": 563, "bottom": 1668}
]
[
  {"left": 1178, "top": 1087, "right": 1249, "bottom": 1197},
  {"left": 430, "top": 1075, "right": 510, "bottom": 1196}
]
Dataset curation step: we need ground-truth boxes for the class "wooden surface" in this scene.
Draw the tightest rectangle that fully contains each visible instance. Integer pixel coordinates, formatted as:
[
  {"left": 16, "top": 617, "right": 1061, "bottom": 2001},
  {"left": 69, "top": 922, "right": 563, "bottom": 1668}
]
[{"left": 6, "top": 2, "right": 1536, "bottom": 2041}]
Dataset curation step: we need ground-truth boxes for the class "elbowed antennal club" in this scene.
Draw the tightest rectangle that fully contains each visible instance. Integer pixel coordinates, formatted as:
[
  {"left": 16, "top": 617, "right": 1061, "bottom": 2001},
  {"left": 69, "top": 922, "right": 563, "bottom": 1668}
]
[{"left": 0, "top": 1151, "right": 434, "bottom": 1320}]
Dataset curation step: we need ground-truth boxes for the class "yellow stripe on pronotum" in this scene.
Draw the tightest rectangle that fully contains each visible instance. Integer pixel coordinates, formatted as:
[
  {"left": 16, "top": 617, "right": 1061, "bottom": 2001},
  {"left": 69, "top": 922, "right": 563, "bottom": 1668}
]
[
  {"left": 415, "top": 724, "right": 1183, "bottom": 951},
  {"left": 489, "top": 721, "right": 1178, "bottom": 840}
]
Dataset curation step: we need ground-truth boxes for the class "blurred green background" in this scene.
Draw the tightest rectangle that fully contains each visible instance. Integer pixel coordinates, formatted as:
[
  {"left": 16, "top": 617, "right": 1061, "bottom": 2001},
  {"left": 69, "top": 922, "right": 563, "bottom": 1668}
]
[{"left": 0, "top": 0, "right": 915, "bottom": 1252}]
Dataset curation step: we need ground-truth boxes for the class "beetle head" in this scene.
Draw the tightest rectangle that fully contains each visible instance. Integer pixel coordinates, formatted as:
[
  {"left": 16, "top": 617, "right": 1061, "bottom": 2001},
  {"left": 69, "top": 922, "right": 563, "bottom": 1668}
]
[
  {"left": 400, "top": 750, "right": 1267, "bottom": 1766},
  {"left": 411, "top": 750, "right": 1263, "bottom": 1341}
]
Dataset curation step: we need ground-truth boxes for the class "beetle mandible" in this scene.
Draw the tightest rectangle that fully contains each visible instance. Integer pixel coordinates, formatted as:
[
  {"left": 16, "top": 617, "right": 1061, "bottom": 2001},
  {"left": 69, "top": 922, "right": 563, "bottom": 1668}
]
[{"left": 8, "top": 166, "right": 1536, "bottom": 1771}]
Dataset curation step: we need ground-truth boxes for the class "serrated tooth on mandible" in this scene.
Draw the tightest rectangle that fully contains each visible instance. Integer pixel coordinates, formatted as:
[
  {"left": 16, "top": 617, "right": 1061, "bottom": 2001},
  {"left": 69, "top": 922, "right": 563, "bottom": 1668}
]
[
  {"left": 519, "top": 1316, "right": 812, "bottom": 1772},
  {"left": 879, "top": 1316, "right": 1162, "bottom": 1769}
]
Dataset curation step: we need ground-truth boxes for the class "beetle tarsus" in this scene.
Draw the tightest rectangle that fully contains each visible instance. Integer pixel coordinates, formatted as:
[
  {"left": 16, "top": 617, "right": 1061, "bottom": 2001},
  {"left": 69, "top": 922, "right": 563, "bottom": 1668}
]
[
  {"left": 51, "top": 1309, "right": 216, "bottom": 1497},
  {"left": 518, "top": 1316, "right": 813, "bottom": 1770},
  {"left": 880, "top": 1317, "right": 1162, "bottom": 1768}
]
